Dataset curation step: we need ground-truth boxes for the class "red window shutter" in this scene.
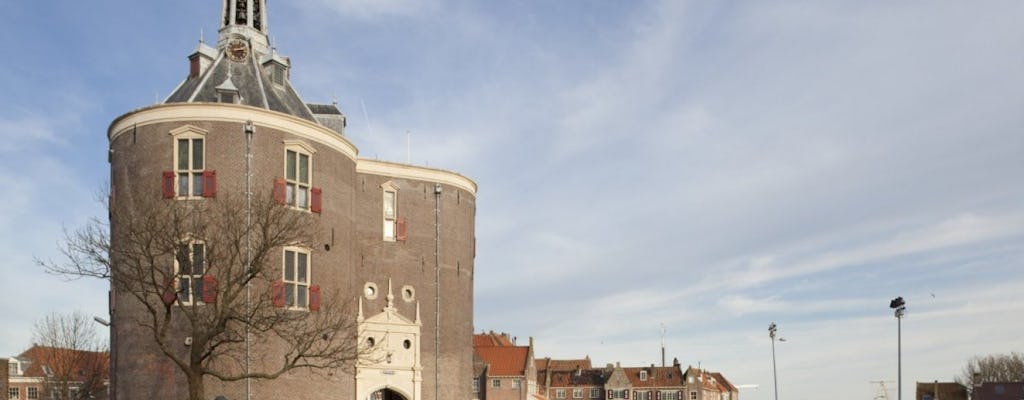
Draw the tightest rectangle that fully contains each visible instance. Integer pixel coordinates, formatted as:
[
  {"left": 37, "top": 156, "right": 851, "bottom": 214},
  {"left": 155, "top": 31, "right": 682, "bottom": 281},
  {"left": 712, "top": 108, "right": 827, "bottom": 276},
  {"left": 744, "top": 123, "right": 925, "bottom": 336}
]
[
  {"left": 309, "top": 285, "right": 322, "bottom": 311},
  {"left": 310, "top": 187, "right": 323, "bottom": 214},
  {"left": 202, "top": 170, "right": 217, "bottom": 198},
  {"left": 396, "top": 218, "right": 408, "bottom": 241},
  {"left": 273, "top": 178, "right": 287, "bottom": 204},
  {"left": 272, "top": 279, "right": 285, "bottom": 307},
  {"left": 162, "top": 171, "right": 176, "bottom": 199},
  {"left": 201, "top": 275, "right": 218, "bottom": 303},
  {"left": 161, "top": 278, "right": 177, "bottom": 306}
]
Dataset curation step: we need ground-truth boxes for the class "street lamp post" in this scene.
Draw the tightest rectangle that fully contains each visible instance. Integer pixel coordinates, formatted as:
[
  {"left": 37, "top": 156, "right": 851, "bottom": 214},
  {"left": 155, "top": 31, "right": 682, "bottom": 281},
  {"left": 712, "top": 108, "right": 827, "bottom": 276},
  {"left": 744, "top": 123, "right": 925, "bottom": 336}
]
[
  {"left": 769, "top": 322, "right": 780, "bottom": 400},
  {"left": 890, "top": 297, "right": 906, "bottom": 400}
]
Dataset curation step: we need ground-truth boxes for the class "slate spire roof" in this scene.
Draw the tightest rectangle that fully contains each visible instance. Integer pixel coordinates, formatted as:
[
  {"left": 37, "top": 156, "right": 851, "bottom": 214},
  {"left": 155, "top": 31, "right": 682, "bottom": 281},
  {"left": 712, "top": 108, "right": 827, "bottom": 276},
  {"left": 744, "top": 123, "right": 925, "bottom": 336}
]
[
  {"left": 163, "top": 0, "right": 346, "bottom": 131},
  {"left": 165, "top": 44, "right": 319, "bottom": 122}
]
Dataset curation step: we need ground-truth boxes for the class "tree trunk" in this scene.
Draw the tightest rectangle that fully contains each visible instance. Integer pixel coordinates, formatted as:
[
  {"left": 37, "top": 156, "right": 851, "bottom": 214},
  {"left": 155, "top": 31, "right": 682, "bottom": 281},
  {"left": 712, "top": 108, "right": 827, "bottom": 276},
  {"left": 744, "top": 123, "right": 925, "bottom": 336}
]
[{"left": 187, "top": 371, "right": 206, "bottom": 400}]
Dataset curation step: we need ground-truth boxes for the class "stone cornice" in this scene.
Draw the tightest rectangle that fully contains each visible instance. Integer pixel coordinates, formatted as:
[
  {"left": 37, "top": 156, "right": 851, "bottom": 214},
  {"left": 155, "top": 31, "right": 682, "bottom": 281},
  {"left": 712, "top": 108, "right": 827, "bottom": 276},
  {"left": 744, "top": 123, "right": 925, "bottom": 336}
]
[
  {"left": 108, "top": 103, "right": 359, "bottom": 161},
  {"left": 357, "top": 159, "right": 477, "bottom": 195}
]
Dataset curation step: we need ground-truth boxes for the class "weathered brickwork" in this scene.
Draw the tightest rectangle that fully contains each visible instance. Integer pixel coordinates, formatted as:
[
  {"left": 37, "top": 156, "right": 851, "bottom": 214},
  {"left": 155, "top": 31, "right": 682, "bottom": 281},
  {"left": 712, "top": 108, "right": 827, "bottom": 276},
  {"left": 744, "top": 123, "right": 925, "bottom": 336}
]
[{"left": 108, "top": 105, "right": 476, "bottom": 400}]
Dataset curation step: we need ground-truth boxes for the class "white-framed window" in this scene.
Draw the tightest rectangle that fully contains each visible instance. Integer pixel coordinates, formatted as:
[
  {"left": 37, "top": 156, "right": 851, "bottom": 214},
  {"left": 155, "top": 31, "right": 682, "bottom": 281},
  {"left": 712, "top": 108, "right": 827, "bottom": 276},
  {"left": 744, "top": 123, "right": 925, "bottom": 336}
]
[
  {"left": 26, "top": 388, "right": 38, "bottom": 400},
  {"left": 591, "top": 388, "right": 601, "bottom": 398},
  {"left": 382, "top": 183, "right": 398, "bottom": 241},
  {"left": 663, "top": 391, "right": 678, "bottom": 400},
  {"left": 285, "top": 146, "right": 312, "bottom": 210},
  {"left": 512, "top": 379, "right": 522, "bottom": 389},
  {"left": 556, "top": 389, "right": 566, "bottom": 399},
  {"left": 9, "top": 388, "right": 19, "bottom": 399},
  {"left": 175, "top": 132, "right": 205, "bottom": 198},
  {"left": 283, "top": 248, "right": 311, "bottom": 309},
  {"left": 7, "top": 362, "right": 17, "bottom": 376},
  {"left": 573, "top": 388, "right": 584, "bottom": 398},
  {"left": 175, "top": 241, "right": 206, "bottom": 305},
  {"left": 473, "top": 378, "right": 480, "bottom": 393},
  {"left": 492, "top": 379, "right": 501, "bottom": 389},
  {"left": 640, "top": 371, "right": 648, "bottom": 381}
]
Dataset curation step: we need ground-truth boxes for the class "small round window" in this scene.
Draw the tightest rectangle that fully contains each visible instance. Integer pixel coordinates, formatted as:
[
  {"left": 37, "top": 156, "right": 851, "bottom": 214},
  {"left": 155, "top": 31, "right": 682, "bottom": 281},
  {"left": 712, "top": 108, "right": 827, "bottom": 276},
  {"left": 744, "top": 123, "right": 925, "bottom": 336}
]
[
  {"left": 403, "top": 339, "right": 412, "bottom": 349},
  {"left": 401, "top": 285, "right": 415, "bottom": 302},
  {"left": 366, "top": 337, "right": 375, "bottom": 347},
  {"left": 364, "top": 283, "right": 378, "bottom": 300}
]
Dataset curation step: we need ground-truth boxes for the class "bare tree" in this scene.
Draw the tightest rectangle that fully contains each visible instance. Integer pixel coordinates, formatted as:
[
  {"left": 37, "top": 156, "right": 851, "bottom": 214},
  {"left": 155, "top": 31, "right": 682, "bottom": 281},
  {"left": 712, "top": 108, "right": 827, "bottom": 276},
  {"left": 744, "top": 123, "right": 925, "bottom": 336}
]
[
  {"left": 956, "top": 352, "right": 1024, "bottom": 387},
  {"left": 30, "top": 311, "right": 108, "bottom": 400},
  {"left": 39, "top": 192, "right": 362, "bottom": 400}
]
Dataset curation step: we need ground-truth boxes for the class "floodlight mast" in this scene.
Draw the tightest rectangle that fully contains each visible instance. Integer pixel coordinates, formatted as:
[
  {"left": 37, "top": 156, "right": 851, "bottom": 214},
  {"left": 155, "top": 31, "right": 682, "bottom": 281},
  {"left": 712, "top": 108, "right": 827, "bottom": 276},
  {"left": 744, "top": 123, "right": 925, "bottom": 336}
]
[
  {"left": 769, "top": 323, "right": 780, "bottom": 400},
  {"left": 889, "top": 297, "right": 906, "bottom": 400}
]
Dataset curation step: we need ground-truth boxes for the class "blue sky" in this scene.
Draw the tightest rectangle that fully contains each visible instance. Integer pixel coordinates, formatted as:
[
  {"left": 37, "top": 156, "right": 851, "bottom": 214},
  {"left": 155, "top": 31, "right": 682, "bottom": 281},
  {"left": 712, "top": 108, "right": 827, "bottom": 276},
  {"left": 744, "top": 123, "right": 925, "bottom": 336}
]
[{"left": 2, "top": 1, "right": 1023, "bottom": 399}]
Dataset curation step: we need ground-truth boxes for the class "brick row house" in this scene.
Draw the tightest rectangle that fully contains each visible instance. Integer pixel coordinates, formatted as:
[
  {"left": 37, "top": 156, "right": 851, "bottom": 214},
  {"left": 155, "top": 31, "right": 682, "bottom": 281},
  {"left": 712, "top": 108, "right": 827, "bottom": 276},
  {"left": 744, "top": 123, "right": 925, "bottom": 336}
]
[
  {"left": 473, "top": 332, "right": 540, "bottom": 400},
  {"left": 5, "top": 346, "right": 109, "bottom": 400},
  {"left": 538, "top": 358, "right": 738, "bottom": 400}
]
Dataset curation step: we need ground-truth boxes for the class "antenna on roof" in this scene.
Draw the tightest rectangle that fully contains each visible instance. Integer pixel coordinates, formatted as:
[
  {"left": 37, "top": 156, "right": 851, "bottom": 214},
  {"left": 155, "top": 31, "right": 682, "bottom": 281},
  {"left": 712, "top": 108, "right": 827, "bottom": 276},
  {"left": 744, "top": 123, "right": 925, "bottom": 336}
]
[
  {"left": 660, "top": 323, "right": 667, "bottom": 367},
  {"left": 200, "top": 28, "right": 205, "bottom": 44}
]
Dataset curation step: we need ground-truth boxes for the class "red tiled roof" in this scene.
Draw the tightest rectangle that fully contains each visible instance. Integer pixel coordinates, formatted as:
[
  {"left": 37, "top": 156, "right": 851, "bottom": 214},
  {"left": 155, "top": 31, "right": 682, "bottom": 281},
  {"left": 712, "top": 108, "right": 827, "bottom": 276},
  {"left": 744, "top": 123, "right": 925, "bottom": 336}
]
[
  {"left": 474, "top": 332, "right": 516, "bottom": 347},
  {"left": 17, "top": 345, "right": 109, "bottom": 380},
  {"left": 537, "top": 358, "right": 592, "bottom": 372},
  {"left": 549, "top": 369, "right": 607, "bottom": 387},
  {"left": 476, "top": 346, "right": 530, "bottom": 376},
  {"left": 623, "top": 366, "right": 685, "bottom": 388},
  {"left": 710, "top": 373, "right": 737, "bottom": 392}
]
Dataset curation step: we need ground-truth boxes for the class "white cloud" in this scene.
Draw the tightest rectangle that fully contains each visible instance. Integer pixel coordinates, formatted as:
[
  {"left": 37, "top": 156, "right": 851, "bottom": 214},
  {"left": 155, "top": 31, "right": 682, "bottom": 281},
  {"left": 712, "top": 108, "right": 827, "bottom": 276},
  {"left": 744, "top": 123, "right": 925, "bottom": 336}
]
[{"left": 0, "top": 115, "right": 65, "bottom": 152}]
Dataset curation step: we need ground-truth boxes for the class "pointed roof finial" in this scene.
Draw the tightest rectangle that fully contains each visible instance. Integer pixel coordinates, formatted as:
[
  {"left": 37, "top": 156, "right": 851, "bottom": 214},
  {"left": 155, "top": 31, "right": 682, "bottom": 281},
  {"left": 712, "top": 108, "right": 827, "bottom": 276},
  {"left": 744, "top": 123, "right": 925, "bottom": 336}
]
[
  {"left": 200, "top": 28, "right": 205, "bottom": 44},
  {"left": 386, "top": 279, "right": 395, "bottom": 309},
  {"left": 357, "top": 296, "right": 365, "bottom": 322}
]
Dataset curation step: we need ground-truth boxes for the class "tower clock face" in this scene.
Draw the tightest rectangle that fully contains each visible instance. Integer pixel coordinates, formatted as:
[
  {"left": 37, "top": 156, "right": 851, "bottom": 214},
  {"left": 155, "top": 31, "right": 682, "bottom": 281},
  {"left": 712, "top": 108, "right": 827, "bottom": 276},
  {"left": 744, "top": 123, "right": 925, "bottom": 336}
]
[{"left": 227, "top": 39, "right": 249, "bottom": 62}]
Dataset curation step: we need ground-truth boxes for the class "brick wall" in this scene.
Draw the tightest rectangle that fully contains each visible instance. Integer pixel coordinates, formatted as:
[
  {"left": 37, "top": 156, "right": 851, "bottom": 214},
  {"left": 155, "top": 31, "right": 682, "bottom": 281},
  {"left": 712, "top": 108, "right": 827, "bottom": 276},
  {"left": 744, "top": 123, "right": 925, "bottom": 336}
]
[{"left": 109, "top": 108, "right": 476, "bottom": 400}]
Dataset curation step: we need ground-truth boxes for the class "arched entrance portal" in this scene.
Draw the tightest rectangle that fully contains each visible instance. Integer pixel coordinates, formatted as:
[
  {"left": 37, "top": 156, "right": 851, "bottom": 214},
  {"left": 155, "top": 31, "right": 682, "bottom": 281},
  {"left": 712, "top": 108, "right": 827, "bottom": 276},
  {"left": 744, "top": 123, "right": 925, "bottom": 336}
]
[{"left": 368, "top": 388, "right": 408, "bottom": 400}]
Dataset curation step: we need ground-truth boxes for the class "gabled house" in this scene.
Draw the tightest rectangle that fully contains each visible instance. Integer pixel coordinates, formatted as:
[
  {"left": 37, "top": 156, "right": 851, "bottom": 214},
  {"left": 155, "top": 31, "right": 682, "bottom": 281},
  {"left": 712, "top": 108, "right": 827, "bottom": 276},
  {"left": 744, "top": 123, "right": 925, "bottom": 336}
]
[
  {"left": 681, "top": 366, "right": 738, "bottom": 400},
  {"left": 6, "top": 346, "right": 109, "bottom": 400},
  {"left": 537, "top": 357, "right": 593, "bottom": 395},
  {"left": 622, "top": 364, "right": 687, "bottom": 400},
  {"left": 474, "top": 332, "right": 539, "bottom": 400},
  {"left": 546, "top": 365, "right": 608, "bottom": 400}
]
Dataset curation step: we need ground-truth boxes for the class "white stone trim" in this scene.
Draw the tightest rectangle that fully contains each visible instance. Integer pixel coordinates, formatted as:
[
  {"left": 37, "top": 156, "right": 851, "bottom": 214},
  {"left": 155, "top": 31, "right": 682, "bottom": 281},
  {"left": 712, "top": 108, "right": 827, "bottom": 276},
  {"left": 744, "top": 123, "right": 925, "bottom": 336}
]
[
  {"left": 358, "top": 159, "right": 477, "bottom": 195},
  {"left": 109, "top": 103, "right": 359, "bottom": 161}
]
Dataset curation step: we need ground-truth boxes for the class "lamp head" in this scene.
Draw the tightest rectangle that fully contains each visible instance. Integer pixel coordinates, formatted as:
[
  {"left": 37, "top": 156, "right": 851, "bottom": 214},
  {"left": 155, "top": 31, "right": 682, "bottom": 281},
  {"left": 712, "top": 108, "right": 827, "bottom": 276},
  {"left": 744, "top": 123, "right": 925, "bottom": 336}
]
[{"left": 889, "top": 297, "right": 905, "bottom": 309}]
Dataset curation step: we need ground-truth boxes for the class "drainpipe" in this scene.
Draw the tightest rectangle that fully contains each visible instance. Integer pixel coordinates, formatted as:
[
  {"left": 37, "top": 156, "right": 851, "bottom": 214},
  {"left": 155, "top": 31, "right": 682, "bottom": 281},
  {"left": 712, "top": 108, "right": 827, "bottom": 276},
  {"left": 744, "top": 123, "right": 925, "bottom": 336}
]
[
  {"left": 434, "top": 183, "right": 442, "bottom": 400},
  {"left": 244, "top": 120, "right": 255, "bottom": 400}
]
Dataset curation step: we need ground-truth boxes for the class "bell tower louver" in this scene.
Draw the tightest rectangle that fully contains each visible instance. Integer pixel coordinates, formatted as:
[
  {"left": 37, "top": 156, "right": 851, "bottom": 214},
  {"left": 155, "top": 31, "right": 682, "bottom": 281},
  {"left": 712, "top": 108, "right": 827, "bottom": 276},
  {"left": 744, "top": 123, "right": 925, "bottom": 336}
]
[{"left": 218, "top": 0, "right": 270, "bottom": 56}]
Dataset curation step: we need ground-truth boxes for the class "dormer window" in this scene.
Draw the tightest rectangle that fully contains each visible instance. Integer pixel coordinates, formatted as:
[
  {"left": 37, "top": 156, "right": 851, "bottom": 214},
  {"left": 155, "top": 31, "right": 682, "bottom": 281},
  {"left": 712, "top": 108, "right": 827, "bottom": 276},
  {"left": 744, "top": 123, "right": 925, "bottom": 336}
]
[
  {"left": 215, "top": 71, "right": 240, "bottom": 104},
  {"left": 640, "top": 371, "right": 648, "bottom": 381},
  {"left": 219, "top": 91, "right": 237, "bottom": 104},
  {"left": 270, "top": 63, "right": 286, "bottom": 86},
  {"left": 8, "top": 361, "right": 18, "bottom": 375}
]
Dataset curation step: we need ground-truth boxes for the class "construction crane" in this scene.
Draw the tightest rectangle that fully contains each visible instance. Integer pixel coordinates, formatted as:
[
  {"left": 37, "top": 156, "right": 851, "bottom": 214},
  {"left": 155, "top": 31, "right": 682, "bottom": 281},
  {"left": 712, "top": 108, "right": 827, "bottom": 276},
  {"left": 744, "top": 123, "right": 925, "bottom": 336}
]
[{"left": 870, "top": 381, "right": 895, "bottom": 400}]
